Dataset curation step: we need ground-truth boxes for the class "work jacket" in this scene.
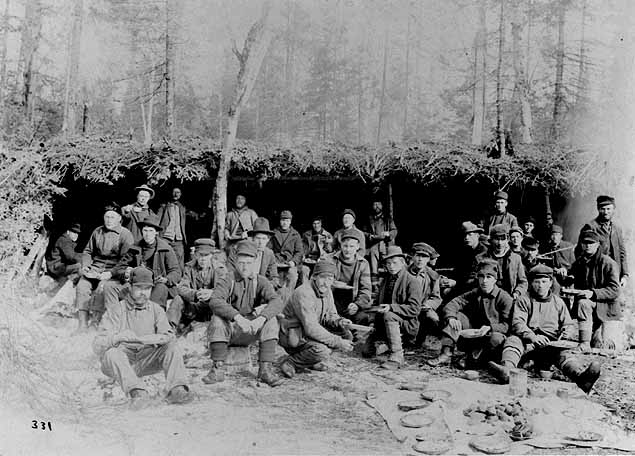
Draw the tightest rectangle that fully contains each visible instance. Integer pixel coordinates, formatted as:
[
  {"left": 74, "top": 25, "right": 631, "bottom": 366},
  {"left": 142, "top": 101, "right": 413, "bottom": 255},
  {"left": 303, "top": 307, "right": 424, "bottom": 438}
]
[
  {"left": 268, "top": 227, "right": 304, "bottom": 265},
  {"left": 579, "top": 218, "right": 629, "bottom": 278},
  {"left": 112, "top": 237, "right": 181, "bottom": 287},
  {"left": 475, "top": 248, "right": 528, "bottom": 298},
  {"left": 157, "top": 201, "right": 187, "bottom": 244},
  {"left": 46, "top": 233, "right": 81, "bottom": 277},
  {"left": 302, "top": 229, "right": 334, "bottom": 261},
  {"left": 485, "top": 212, "right": 518, "bottom": 236},
  {"left": 122, "top": 203, "right": 156, "bottom": 243},
  {"left": 408, "top": 264, "right": 441, "bottom": 311},
  {"left": 543, "top": 240, "right": 576, "bottom": 272},
  {"left": 82, "top": 225, "right": 134, "bottom": 272},
  {"left": 331, "top": 252, "right": 372, "bottom": 310},
  {"left": 377, "top": 268, "right": 423, "bottom": 337},
  {"left": 571, "top": 249, "right": 621, "bottom": 320},
  {"left": 453, "top": 242, "right": 488, "bottom": 293},
  {"left": 225, "top": 207, "right": 258, "bottom": 240},
  {"left": 176, "top": 259, "right": 220, "bottom": 303},
  {"left": 511, "top": 292, "right": 575, "bottom": 343},
  {"left": 442, "top": 285, "right": 512, "bottom": 334},
  {"left": 364, "top": 213, "right": 397, "bottom": 255},
  {"left": 332, "top": 226, "right": 366, "bottom": 253}
]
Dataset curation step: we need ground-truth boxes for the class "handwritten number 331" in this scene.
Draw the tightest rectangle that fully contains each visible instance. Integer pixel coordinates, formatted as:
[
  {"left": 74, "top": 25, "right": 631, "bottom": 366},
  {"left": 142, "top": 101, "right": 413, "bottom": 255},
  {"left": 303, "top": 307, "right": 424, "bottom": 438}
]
[{"left": 31, "top": 421, "right": 52, "bottom": 431}]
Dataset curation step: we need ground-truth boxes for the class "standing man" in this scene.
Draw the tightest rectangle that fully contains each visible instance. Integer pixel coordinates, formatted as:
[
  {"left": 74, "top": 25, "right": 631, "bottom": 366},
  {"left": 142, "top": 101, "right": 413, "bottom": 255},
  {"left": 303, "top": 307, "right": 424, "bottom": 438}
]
[
  {"left": 364, "top": 200, "right": 398, "bottom": 283},
  {"left": 332, "top": 209, "right": 366, "bottom": 254},
  {"left": 268, "top": 210, "right": 304, "bottom": 290},
  {"left": 509, "top": 226, "right": 524, "bottom": 254},
  {"left": 46, "top": 223, "right": 82, "bottom": 280},
  {"left": 484, "top": 191, "right": 518, "bottom": 235},
  {"left": 572, "top": 230, "right": 621, "bottom": 352},
  {"left": 75, "top": 203, "right": 134, "bottom": 333},
  {"left": 157, "top": 187, "right": 188, "bottom": 270},
  {"left": 364, "top": 246, "right": 423, "bottom": 370},
  {"left": 302, "top": 216, "right": 334, "bottom": 263},
  {"left": 225, "top": 194, "right": 258, "bottom": 253},
  {"left": 203, "top": 240, "right": 284, "bottom": 387},
  {"left": 579, "top": 195, "right": 629, "bottom": 286},
  {"left": 278, "top": 260, "right": 355, "bottom": 378},
  {"left": 93, "top": 267, "right": 192, "bottom": 409},
  {"left": 122, "top": 184, "right": 156, "bottom": 243}
]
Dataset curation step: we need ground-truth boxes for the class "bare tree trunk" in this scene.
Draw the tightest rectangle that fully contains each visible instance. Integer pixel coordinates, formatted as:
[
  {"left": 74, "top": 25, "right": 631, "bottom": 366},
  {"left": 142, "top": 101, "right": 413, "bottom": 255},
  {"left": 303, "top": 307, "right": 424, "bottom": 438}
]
[
  {"left": 283, "top": 0, "right": 292, "bottom": 145},
  {"left": 82, "top": 102, "right": 88, "bottom": 133},
  {"left": 576, "top": 0, "right": 587, "bottom": 105},
  {"left": 495, "top": 0, "right": 505, "bottom": 155},
  {"left": 402, "top": 7, "right": 411, "bottom": 141},
  {"left": 376, "top": 29, "right": 389, "bottom": 145},
  {"left": 17, "top": 0, "right": 42, "bottom": 121},
  {"left": 0, "top": 0, "right": 10, "bottom": 126},
  {"left": 551, "top": 0, "right": 565, "bottom": 142},
  {"left": 165, "top": 0, "right": 175, "bottom": 140},
  {"left": 471, "top": 2, "right": 486, "bottom": 145},
  {"left": 511, "top": 5, "right": 533, "bottom": 144},
  {"left": 62, "top": 0, "right": 83, "bottom": 135},
  {"left": 214, "top": 4, "right": 273, "bottom": 248},
  {"left": 218, "top": 92, "right": 222, "bottom": 139},
  {"left": 357, "top": 69, "right": 362, "bottom": 145}
]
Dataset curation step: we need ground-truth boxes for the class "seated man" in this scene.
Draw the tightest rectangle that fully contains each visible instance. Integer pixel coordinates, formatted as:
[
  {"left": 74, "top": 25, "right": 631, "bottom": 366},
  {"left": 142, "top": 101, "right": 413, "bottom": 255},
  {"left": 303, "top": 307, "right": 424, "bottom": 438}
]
[
  {"left": 428, "top": 260, "right": 512, "bottom": 368},
  {"left": 572, "top": 230, "right": 621, "bottom": 351},
  {"left": 168, "top": 238, "right": 220, "bottom": 329},
  {"left": 46, "top": 223, "right": 82, "bottom": 280},
  {"left": 522, "top": 217, "right": 536, "bottom": 238},
  {"left": 93, "top": 267, "right": 192, "bottom": 409},
  {"left": 489, "top": 265, "right": 601, "bottom": 394},
  {"left": 248, "top": 217, "right": 279, "bottom": 286},
  {"left": 331, "top": 231, "right": 372, "bottom": 328},
  {"left": 544, "top": 225, "right": 575, "bottom": 285},
  {"left": 203, "top": 240, "right": 284, "bottom": 387},
  {"left": 104, "top": 215, "right": 181, "bottom": 320},
  {"left": 268, "top": 210, "right": 304, "bottom": 290},
  {"left": 75, "top": 203, "right": 134, "bottom": 333},
  {"left": 408, "top": 243, "right": 441, "bottom": 342},
  {"left": 521, "top": 237, "right": 540, "bottom": 271},
  {"left": 363, "top": 246, "right": 423, "bottom": 370},
  {"left": 302, "top": 215, "right": 334, "bottom": 263},
  {"left": 448, "top": 222, "right": 488, "bottom": 298},
  {"left": 332, "top": 209, "right": 366, "bottom": 255},
  {"left": 278, "top": 260, "right": 354, "bottom": 378},
  {"left": 509, "top": 226, "right": 524, "bottom": 254}
]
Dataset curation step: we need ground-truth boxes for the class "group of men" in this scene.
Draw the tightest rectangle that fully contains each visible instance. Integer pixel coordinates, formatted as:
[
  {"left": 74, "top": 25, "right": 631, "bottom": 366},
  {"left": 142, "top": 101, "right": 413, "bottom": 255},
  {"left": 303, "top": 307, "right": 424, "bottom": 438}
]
[{"left": 45, "top": 185, "right": 628, "bottom": 408}]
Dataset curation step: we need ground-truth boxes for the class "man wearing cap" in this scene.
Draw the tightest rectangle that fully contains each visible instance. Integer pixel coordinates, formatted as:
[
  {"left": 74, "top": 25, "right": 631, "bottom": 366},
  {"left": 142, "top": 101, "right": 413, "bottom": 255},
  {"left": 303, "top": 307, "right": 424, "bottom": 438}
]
[
  {"left": 428, "top": 259, "right": 513, "bottom": 368},
  {"left": 168, "top": 239, "right": 221, "bottom": 329},
  {"left": 489, "top": 265, "right": 601, "bottom": 394},
  {"left": 509, "top": 226, "right": 524, "bottom": 254},
  {"left": 122, "top": 184, "right": 156, "bottom": 243},
  {"left": 278, "top": 260, "right": 355, "bottom": 378},
  {"left": 544, "top": 225, "right": 575, "bottom": 282},
  {"left": 225, "top": 194, "right": 258, "bottom": 251},
  {"left": 521, "top": 237, "right": 540, "bottom": 271},
  {"left": 523, "top": 217, "right": 536, "bottom": 238},
  {"left": 302, "top": 216, "right": 334, "bottom": 263},
  {"left": 571, "top": 230, "right": 621, "bottom": 352},
  {"left": 203, "top": 240, "right": 284, "bottom": 387},
  {"left": 157, "top": 187, "right": 188, "bottom": 270},
  {"left": 474, "top": 224, "right": 527, "bottom": 300},
  {"left": 46, "top": 223, "right": 82, "bottom": 280},
  {"left": 408, "top": 243, "right": 441, "bottom": 336},
  {"left": 364, "top": 200, "right": 398, "bottom": 281},
  {"left": 75, "top": 203, "right": 134, "bottom": 333},
  {"left": 268, "top": 210, "right": 304, "bottom": 290},
  {"left": 363, "top": 246, "right": 423, "bottom": 369},
  {"left": 93, "top": 266, "right": 192, "bottom": 409},
  {"left": 105, "top": 215, "right": 181, "bottom": 321},
  {"left": 331, "top": 231, "right": 372, "bottom": 327},
  {"left": 579, "top": 195, "right": 628, "bottom": 286},
  {"left": 484, "top": 191, "right": 519, "bottom": 236},
  {"left": 332, "top": 209, "right": 366, "bottom": 255},
  {"left": 450, "top": 222, "right": 488, "bottom": 297}
]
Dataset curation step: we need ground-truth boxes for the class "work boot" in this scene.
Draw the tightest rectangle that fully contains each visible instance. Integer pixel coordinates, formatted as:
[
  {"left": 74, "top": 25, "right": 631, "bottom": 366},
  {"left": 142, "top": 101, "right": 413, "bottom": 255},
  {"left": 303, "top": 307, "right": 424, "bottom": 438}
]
[
  {"left": 577, "top": 342, "right": 592, "bottom": 353},
  {"left": 427, "top": 346, "right": 452, "bottom": 367},
  {"left": 487, "top": 361, "right": 511, "bottom": 384},
  {"left": 280, "top": 359, "right": 296, "bottom": 378},
  {"left": 381, "top": 321, "right": 404, "bottom": 370},
  {"left": 309, "top": 362, "right": 328, "bottom": 372},
  {"left": 129, "top": 388, "right": 151, "bottom": 411},
  {"left": 201, "top": 361, "right": 226, "bottom": 384},
  {"left": 166, "top": 386, "right": 194, "bottom": 405},
  {"left": 257, "top": 362, "right": 283, "bottom": 387},
  {"left": 562, "top": 359, "right": 601, "bottom": 394},
  {"left": 72, "top": 310, "right": 89, "bottom": 335}
]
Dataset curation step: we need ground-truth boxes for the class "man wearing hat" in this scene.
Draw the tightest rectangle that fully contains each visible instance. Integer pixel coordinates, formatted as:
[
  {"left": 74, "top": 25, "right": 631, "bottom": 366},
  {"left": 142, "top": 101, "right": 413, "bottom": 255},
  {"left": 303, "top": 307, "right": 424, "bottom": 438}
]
[
  {"left": 509, "top": 226, "right": 524, "bottom": 254},
  {"left": 331, "top": 230, "right": 372, "bottom": 327},
  {"left": 484, "top": 190, "right": 519, "bottom": 236},
  {"left": 474, "top": 224, "right": 527, "bottom": 300},
  {"left": 449, "top": 222, "right": 488, "bottom": 297},
  {"left": 363, "top": 245, "right": 423, "bottom": 370},
  {"left": 203, "top": 240, "right": 284, "bottom": 387},
  {"left": 93, "top": 266, "right": 192, "bottom": 409},
  {"left": 268, "top": 210, "right": 304, "bottom": 290},
  {"left": 578, "top": 195, "right": 628, "bottom": 286},
  {"left": 122, "top": 184, "right": 156, "bottom": 243},
  {"left": 364, "top": 200, "right": 398, "bottom": 281},
  {"left": 225, "top": 194, "right": 258, "bottom": 252},
  {"left": 333, "top": 209, "right": 366, "bottom": 255},
  {"left": 105, "top": 214, "right": 181, "bottom": 322},
  {"left": 544, "top": 225, "right": 575, "bottom": 282},
  {"left": 278, "top": 260, "right": 355, "bottom": 378},
  {"left": 571, "top": 230, "right": 621, "bottom": 352},
  {"left": 75, "top": 203, "right": 134, "bottom": 333},
  {"left": 157, "top": 187, "right": 188, "bottom": 270},
  {"left": 169, "top": 239, "right": 221, "bottom": 329},
  {"left": 521, "top": 237, "right": 540, "bottom": 271},
  {"left": 302, "top": 216, "right": 334, "bottom": 263},
  {"left": 46, "top": 223, "right": 82, "bottom": 280},
  {"left": 489, "top": 264, "right": 601, "bottom": 394},
  {"left": 428, "top": 259, "right": 513, "bottom": 368},
  {"left": 408, "top": 243, "right": 441, "bottom": 344},
  {"left": 522, "top": 217, "right": 536, "bottom": 238},
  {"left": 246, "top": 217, "right": 279, "bottom": 285}
]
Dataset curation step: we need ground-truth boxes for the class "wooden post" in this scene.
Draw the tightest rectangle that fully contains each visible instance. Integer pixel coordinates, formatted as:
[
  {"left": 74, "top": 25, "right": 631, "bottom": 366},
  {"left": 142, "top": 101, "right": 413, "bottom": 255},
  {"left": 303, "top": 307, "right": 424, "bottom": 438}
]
[{"left": 387, "top": 182, "right": 394, "bottom": 221}]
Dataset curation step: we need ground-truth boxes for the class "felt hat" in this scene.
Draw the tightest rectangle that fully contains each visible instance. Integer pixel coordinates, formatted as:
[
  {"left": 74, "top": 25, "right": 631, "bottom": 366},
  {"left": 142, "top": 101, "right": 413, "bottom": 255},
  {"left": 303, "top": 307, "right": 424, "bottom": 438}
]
[
  {"left": 235, "top": 240, "right": 257, "bottom": 258},
  {"left": 341, "top": 230, "right": 362, "bottom": 243},
  {"left": 313, "top": 259, "right": 337, "bottom": 277},
  {"left": 69, "top": 223, "right": 81, "bottom": 234},
  {"left": 551, "top": 224, "right": 563, "bottom": 234},
  {"left": 383, "top": 245, "right": 406, "bottom": 262},
  {"left": 494, "top": 190, "right": 509, "bottom": 201},
  {"left": 135, "top": 184, "right": 155, "bottom": 199},
  {"left": 521, "top": 236, "right": 539, "bottom": 250},
  {"left": 596, "top": 195, "right": 615, "bottom": 207},
  {"left": 139, "top": 214, "right": 163, "bottom": 231},
  {"left": 250, "top": 217, "right": 274, "bottom": 236},
  {"left": 194, "top": 238, "right": 216, "bottom": 255},
  {"left": 412, "top": 242, "right": 431, "bottom": 256},
  {"left": 280, "top": 210, "right": 293, "bottom": 220},
  {"left": 477, "top": 259, "right": 499, "bottom": 276},
  {"left": 104, "top": 201, "right": 121, "bottom": 215},
  {"left": 342, "top": 209, "right": 356, "bottom": 219},
  {"left": 461, "top": 221, "right": 484, "bottom": 234},
  {"left": 528, "top": 264, "right": 553, "bottom": 280},
  {"left": 510, "top": 225, "right": 524, "bottom": 235},
  {"left": 130, "top": 266, "right": 154, "bottom": 287},
  {"left": 579, "top": 230, "right": 600, "bottom": 244},
  {"left": 489, "top": 224, "right": 509, "bottom": 238}
]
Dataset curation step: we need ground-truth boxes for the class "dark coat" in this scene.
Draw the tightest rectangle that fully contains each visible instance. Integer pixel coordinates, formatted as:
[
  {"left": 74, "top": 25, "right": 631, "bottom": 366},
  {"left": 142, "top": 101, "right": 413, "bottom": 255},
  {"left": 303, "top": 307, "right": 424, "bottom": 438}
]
[
  {"left": 112, "top": 237, "right": 181, "bottom": 287},
  {"left": 176, "top": 259, "right": 219, "bottom": 303},
  {"left": 571, "top": 249, "right": 621, "bottom": 320},
  {"left": 454, "top": 242, "right": 488, "bottom": 291},
  {"left": 157, "top": 201, "right": 187, "bottom": 244},
  {"left": 363, "top": 213, "right": 397, "bottom": 255},
  {"left": 268, "top": 227, "right": 304, "bottom": 265},
  {"left": 579, "top": 218, "right": 629, "bottom": 278},
  {"left": 543, "top": 240, "right": 576, "bottom": 271},
  {"left": 122, "top": 204, "right": 156, "bottom": 243},
  {"left": 442, "top": 285, "right": 513, "bottom": 334},
  {"left": 377, "top": 268, "right": 423, "bottom": 337},
  {"left": 302, "top": 229, "right": 334, "bottom": 260},
  {"left": 332, "top": 252, "right": 372, "bottom": 309},
  {"left": 332, "top": 226, "right": 366, "bottom": 253},
  {"left": 82, "top": 225, "right": 134, "bottom": 271},
  {"left": 46, "top": 233, "right": 81, "bottom": 277},
  {"left": 475, "top": 249, "right": 528, "bottom": 298},
  {"left": 228, "top": 246, "right": 279, "bottom": 283},
  {"left": 485, "top": 212, "right": 518, "bottom": 235}
]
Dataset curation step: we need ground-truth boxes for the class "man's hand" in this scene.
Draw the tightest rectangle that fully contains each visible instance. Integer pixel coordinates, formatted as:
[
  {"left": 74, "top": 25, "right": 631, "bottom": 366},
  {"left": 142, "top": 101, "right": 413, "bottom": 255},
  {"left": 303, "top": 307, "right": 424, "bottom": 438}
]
[
  {"left": 196, "top": 289, "right": 213, "bottom": 301},
  {"left": 338, "top": 338, "right": 354, "bottom": 352},
  {"left": 448, "top": 318, "right": 462, "bottom": 332},
  {"left": 555, "top": 267, "right": 568, "bottom": 277},
  {"left": 155, "top": 276, "right": 168, "bottom": 284},
  {"left": 249, "top": 316, "right": 267, "bottom": 335},
  {"left": 440, "top": 277, "right": 456, "bottom": 288},
  {"left": 620, "top": 276, "right": 629, "bottom": 288},
  {"left": 288, "top": 261, "right": 295, "bottom": 268},
  {"left": 382, "top": 231, "right": 390, "bottom": 238},
  {"left": 533, "top": 335, "right": 550, "bottom": 346},
  {"left": 121, "top": 204, "right": 133, "bottom": 214},
  {"left": 241, "top": 231, "right": 249, "bottom": 239},
  {"left": 377, "top": 304, "right": 391, "bottom": 313},
  {"left": 114, "top": 329, "right": 139, "bottom": 344},
  {"left": 233, "top": 314, "right": 252, "bottom": 333},
  {"left": 346, "top": 303, "right": 359, "bottom": 315},
  {"left": 99, "top": 271, "right": 113, "bottom": 281},
  {"left": 340, "top": 318, "right": 352, "bottom": 329},
  {"left": 579, "top": 289, "right": 594, "bottom": 299}
]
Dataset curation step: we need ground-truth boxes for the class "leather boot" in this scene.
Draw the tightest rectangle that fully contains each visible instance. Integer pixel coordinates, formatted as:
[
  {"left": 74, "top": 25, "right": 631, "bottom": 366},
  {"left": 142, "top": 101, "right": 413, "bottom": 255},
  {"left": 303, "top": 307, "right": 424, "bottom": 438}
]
[
  {"left": 201, "top": 361, "right": 226, "bottom": 384},
  {"left": 381, "top": 322, "right": 404, "bottom": 370},
  {"left": 487, "top": 361, "right": 511, "bottom": 384},
  {"left": 361, "top": 336, "right": 377, "bottom": 358},
  {"left": 562, "top": 359, "right": 601, "bottom": 394},
  {"left": 166, "top": 386, "right": 193, "bottom": 405},
  {"left": 129, "top": 388, "right": 151, "bottom": 410},
  {"left": 427, "top": 346, "right": 452, "bottom": 367},
  {"left": 73, "top": 310, "right": 89, "bottom": 335},
  {"left": 280, "top": 359, "right": 296, "bottom": 378},
  {"left": 257, "top": 362, "right": 283, "bottom": 387}
]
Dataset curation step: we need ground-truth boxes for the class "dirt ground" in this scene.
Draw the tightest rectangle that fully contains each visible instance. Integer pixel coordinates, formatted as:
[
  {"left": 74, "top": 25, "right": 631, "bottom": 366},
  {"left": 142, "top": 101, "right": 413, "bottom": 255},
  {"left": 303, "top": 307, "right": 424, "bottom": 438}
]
[{"left": 2, "top": 298, "right": 635, "bottom": 456}]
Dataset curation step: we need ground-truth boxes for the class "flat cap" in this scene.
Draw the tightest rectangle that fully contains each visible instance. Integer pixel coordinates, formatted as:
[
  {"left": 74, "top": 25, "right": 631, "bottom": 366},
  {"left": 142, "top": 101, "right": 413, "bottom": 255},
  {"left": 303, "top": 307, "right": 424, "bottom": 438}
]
[
  {"left": 235, "top": 239, "right": 258, "bottom": 258},
  {"left": 524, "top": 217, "right": 536, "bottom": 225},
  {"left": 313, "top": 259, "right": 337, "bottom": 277},
  {"left": 412, "top": 242, "right": 431, "bottom": 256},
  {"left": 461, "top": 221, "right": 484, "bottom": 234},
  {"left": 579, "top": 230, "right": 600, "bottom": 244},
  {"left": 341, "top": 230, "right": 362, "bottom": 243},
  {"left": 383, "top": 245, "right": 406, "bottom": 261},
  {"left": 528, "top": 264, "right": 553, "bottom": 280},
  {"left": 551, "top": 224, "right": 563, "bottom": 234},
  {"left": 104, "top": 201, "right": 121, "bottom": 215},
  {"left": 341, "top": 209, "right": 356, "bottom": 219},
  {"left": 477, "top": 259, "right": 499, "bottom": 276},
  {"left": 521, "top": 236, "right": 539, "bottom": 250},
  {"left": 69, "top": 223, "right": 81, "bottom": 234},
  {"left": 489, "top": 223, "right": 509, "bottom": 237},
  {"left": 596, "top": 195, "right": 615, "bottom": 207},
  {"left": 510, "top": 225, "right": 524, "bottom": 235},
  {"left": 130, "top": 266, "right": 154, "bottom": 286},
  {"left": 194, "top": 238, "right": 216, "bottom": 254},
  {"left": 280, "top": 210, "right": 293, "bottom": 219},
  {"left": 494, "top": 190, "right": 509, "bottom": 201}
]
